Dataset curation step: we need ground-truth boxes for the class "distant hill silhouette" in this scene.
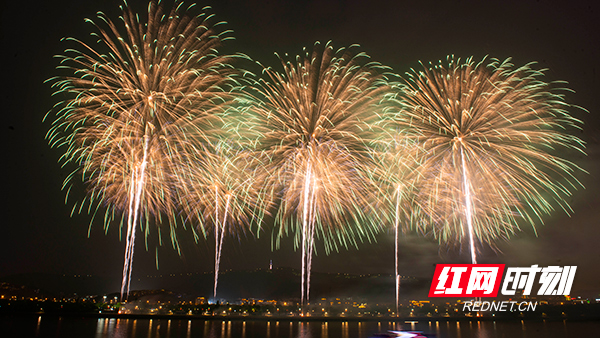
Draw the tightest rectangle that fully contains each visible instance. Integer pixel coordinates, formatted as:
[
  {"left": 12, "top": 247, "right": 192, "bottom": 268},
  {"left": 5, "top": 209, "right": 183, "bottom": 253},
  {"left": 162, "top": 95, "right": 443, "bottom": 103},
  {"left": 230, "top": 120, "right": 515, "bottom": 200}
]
[
  {"left": 1, "top": 268, "right": 431, "bottom": 302},
  {"left": 0, "top": 273, "right": 111, "bottom": 297},
  {"left": 190, "top": 268, "right": 430, "bottom": 302}
]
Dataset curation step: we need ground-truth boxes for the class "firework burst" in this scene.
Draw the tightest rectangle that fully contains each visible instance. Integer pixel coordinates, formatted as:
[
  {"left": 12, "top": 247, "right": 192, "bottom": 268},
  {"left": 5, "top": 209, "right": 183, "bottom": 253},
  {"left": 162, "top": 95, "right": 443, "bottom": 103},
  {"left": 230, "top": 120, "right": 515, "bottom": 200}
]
[
  {"left": 180, "top": 141, "right": 273, "bottom": 299},
  {"left": 397, "top": 56, "right": 585, "bottom": 262},
  {"left": 45, "top": 1, "right": 238, "bottom": 299},
  {"left": 370, "top": 136, "right": 428, "bottom": 316},
  {"left": 244, "top": 41, "right": 395, "bottom": 307}
]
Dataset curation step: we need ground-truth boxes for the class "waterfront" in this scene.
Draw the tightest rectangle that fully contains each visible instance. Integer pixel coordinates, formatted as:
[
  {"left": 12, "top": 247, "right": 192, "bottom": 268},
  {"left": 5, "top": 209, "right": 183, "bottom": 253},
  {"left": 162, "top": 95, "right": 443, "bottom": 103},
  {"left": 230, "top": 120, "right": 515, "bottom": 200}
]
[{"left": 2, "top": 315, "right": 599, "bottom": 338}]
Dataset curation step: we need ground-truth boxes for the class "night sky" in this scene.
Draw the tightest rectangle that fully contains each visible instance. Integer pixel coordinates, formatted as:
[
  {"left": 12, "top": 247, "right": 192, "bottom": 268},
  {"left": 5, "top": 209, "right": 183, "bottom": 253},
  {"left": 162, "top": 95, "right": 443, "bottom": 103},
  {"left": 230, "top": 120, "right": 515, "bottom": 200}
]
[{"left": 2, "top": 0, "right": 599, "bottom": 297}]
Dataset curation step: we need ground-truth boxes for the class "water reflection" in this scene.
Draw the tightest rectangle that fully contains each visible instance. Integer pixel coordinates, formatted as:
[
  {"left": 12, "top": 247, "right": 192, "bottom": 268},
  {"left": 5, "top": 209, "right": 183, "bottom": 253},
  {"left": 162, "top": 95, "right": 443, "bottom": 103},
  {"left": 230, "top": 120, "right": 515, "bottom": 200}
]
[
  {"left": 206, "top": 320, "right": 219, "bottom": 338},
  {"left": 114, "top": 319, "right": 129, "bottom": 338},
  {"left": 73, "top": 317, "right": 600, "bottom": 338},
  {"left": 95, "top": 318, "right": 104, "bottom": 337},
  {"left": 146, "top": 319, "right": 152, "bottom": 338},
  {"left": 267, "top": 320, "right": 271, "bottom": 338},
  {"left": 297, "top": 322, "right": 311, "bottom": 338},
  {"left": 341, "top": 321, "right": 348, "bottom": 338},
  {"left": 95, "top": 318, "right": 129, "bottom": 338},
  {"left": 36, "top": 316, "right": 41, "bottom": 337},
  {"left": 55, "top": 316, "right": 62, "bottom": 337},
  {"left": 479, "top": 321, "right": 491, "bottom": 338}
]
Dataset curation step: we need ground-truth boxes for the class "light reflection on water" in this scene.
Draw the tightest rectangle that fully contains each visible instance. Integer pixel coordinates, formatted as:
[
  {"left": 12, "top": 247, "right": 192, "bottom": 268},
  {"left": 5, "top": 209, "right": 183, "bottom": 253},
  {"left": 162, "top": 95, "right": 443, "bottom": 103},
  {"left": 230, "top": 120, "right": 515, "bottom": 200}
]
[
  {"left": 95, "top": 318, "right": 129, "bottom": 338},
  {"left": 36, "top": 316, "right": 42, "bottom": 336},
  {"left": 341, "top": 321, "right": 348, "bottom": 338},
  {"left": 5, "top": 315, "right": 600, "bottom": 338}
]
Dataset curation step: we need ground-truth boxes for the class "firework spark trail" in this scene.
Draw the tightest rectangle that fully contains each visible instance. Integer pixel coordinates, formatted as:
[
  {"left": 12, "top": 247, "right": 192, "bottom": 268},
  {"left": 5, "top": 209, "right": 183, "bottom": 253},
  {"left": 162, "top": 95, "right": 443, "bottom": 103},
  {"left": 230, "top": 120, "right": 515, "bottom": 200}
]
[
  {"left": 397, "top": 55, "right": 586, "bottom": 252},
  {"left": 460, "top": 147, "right": 477, "bottom": 264},
  {"left": 306, "top": 180, "right": 317, "bottom": 305},
  {"left": 213, "top": 191, "right": 232, "bottom": 299},
  {"left": 214, "top": 186, "right": 221, "bottom": 299},
  {"left": 394, "top": 188, "right": 400, "bottom": 316},
  {"left": 370, "top": 138, "right": 424, "bottom": 318},
  {"left": 300, "top": 161, "right": 311, "bottom": 307},
  {"left": 243, "top": 41, "right": 395, "bottom": 309},
  {"left": 122, "top": 167, "right": 137, "bottom": 298},
  {"left": 45, "top": 1, "right": 239, "bottom": 300},
  {"left": 121, "top": 137, "right": 149, "bottom": 298},
  {"left": 298, "top": 159, "right": 321, "bottom": 306},
  {"left": 180, "top": 143, "right": 272, "bottom": 300}
]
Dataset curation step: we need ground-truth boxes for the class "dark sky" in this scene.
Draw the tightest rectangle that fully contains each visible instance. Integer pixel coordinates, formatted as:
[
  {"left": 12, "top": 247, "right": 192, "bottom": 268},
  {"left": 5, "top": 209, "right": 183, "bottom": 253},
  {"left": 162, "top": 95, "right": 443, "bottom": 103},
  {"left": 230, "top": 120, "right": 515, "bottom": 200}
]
[{"left": 2, "top": 0, "right": 599, "bottom": 296}]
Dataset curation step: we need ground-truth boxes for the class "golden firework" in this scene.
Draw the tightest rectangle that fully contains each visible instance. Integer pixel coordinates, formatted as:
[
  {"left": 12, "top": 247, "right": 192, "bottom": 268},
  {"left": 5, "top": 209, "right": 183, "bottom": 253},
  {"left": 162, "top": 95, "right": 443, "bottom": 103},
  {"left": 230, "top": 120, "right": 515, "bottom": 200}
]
[
  {"left": 397, "top": 56, "right": 585, "bottom": 261},
  {"left": 243, "top": 41, "right": 396, "bottom": 306},
  {"left": 45, "top": 1, "right": 239, "bottom": 298}
]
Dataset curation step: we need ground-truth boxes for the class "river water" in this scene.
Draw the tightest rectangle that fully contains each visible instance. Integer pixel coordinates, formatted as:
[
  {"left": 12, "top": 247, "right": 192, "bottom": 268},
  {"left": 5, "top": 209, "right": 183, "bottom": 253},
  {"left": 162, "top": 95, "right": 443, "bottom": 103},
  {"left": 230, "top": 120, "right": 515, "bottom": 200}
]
[{"left": 1, "top": 315, "right": 598, "bottom": 337}]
